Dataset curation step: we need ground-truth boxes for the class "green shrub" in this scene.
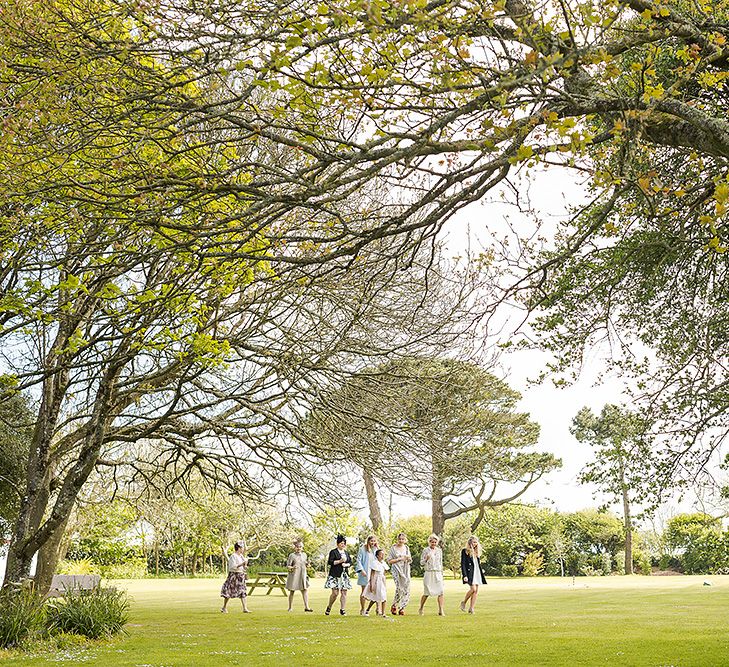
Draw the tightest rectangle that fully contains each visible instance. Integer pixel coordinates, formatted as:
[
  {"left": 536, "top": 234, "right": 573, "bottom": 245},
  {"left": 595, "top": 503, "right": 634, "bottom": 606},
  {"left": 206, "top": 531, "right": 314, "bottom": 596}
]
[
  {"left": 522, "top": 550, "right": 544, "bottom": 577},
  {"left": 0, "top": 587, "right": 46, "bottom": 648},
  {"left": 633, "top": 549, "right": 652, "bottom": 575},
  {"left": 501, "top": 564, "right": 518, "bottom": 577},
  {"left": 98, "top": 559, "right": 147, "bottom": 579},
  {"left": 46, "top": 588, "right": 130, "bottom": 639},
  {"left": 601, "top": 552, "right": 612, "bottom": 576},
  {"left": 658, "top": 554, "right": 672, "bottom": 570},
  {"left": 57, "top": 559, "right": 98, "bottom": 575}
]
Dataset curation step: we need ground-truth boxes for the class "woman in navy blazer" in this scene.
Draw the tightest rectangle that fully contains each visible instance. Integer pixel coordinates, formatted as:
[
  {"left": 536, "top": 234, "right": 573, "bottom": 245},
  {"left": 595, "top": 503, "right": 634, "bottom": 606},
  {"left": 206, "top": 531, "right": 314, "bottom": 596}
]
[
  {"left": 324, "top": 535, "right": 353, "bottom": 616},
  {"left": 460, "top": 536, "right": 487, "bottom": 614}
]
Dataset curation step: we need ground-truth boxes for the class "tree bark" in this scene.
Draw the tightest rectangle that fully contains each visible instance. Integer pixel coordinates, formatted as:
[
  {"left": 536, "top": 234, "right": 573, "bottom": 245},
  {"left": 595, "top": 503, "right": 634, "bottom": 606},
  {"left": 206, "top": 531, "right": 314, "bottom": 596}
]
[
  {"left": 431, "top": 475, "right": 445, "bottom": 536},
  {"left": 622, "top": 483, "right": 633, "bottom": 575},
  {"left": 362, "top": 468, "right": 383, "bottom": 533},
  {"left": 34, "top": 514, "right": 71, "bottom": 595}
]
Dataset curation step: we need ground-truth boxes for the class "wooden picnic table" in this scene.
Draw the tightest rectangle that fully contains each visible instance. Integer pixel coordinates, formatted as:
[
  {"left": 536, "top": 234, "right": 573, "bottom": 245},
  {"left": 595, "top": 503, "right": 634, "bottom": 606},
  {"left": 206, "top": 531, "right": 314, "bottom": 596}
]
[{"left": 247, "top": 571, "right": 288, "bottom": 596}]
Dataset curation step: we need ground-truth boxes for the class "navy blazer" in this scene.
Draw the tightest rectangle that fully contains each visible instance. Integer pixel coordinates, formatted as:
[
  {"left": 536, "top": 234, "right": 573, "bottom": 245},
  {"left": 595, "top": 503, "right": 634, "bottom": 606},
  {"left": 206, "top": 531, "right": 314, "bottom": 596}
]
[
  {"left": 461, "top": 548, "right": 488, "bottom": 585},
  {"left": 327, "top": 548, "right": 353, "bottom": 578}
]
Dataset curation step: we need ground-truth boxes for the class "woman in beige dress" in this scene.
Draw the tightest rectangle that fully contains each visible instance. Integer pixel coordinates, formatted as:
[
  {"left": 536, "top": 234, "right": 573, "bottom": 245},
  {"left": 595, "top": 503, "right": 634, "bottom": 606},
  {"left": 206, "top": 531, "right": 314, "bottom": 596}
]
[
  {"left": 286, "top": 538, "right": 312, "bottom": 612},
  {"left": 418, "top": 534, "right": 445, "bottom": 616}
]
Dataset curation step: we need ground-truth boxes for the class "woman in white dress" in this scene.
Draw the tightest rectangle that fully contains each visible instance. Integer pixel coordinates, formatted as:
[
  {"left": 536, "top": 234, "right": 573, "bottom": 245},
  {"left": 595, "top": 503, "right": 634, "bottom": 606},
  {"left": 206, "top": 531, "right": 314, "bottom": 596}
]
[
  {"left": 460, "top": 535, "right": 487, "bottom": 614},
  {"left": 286, "top": 538, "right": 312, "bottom": 612},
  {"left": 387, "top": 532, "right": 412, "bottom": 615},
  {"left": 418, "top": 534, "right": 445, "bottom": 616},
  {"left": 363, "top": 549, "right": 390, "bottom": 617}
]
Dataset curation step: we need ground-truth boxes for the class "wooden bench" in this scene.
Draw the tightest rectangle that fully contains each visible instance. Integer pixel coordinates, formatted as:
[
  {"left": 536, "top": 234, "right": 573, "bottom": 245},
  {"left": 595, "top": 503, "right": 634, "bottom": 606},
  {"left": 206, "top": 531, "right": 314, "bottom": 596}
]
[
  {"left": 47, "top": 574, "right": 101, "bottom": 597},
  {"left": 246, "top": 571, "right": 288, "bottom": 596}
]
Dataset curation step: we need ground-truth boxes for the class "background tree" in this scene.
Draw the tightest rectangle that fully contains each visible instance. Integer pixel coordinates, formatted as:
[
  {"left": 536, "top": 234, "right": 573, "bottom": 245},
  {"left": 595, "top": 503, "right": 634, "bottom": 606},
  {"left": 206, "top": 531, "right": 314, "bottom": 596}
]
[
  {"left": 571, "top": 404, "right": 652, "bottom": 574},
  {"left": 303, "top": 357, "right": 560, "bottom": 534}
]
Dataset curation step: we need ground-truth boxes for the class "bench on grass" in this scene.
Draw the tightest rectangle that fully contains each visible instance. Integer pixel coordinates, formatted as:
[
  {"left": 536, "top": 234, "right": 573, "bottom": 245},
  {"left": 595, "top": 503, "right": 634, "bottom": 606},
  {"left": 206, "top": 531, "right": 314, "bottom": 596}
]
[
  {"left": 47, "top": 574, "right": 101, "bottom": 597},
  {"left": 247, "top": 571, "right": 288, "bottom": 596}
]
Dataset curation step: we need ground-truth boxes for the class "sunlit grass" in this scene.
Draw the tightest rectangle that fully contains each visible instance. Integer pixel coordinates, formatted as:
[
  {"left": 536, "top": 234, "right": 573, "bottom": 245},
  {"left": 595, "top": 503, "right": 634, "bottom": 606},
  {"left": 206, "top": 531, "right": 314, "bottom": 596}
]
[{"left": 1, "top": 575, "right": 728, "bottom": 666}]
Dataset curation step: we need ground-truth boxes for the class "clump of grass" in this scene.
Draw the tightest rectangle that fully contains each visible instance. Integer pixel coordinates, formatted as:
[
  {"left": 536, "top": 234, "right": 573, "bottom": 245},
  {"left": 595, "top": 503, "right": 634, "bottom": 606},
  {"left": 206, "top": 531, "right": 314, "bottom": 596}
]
[
  {"left": 46, "top": 587, "right": 130, "bottom": 639},
  {"left": 0, "top": 587, "right": 46, "bottom": 648}
]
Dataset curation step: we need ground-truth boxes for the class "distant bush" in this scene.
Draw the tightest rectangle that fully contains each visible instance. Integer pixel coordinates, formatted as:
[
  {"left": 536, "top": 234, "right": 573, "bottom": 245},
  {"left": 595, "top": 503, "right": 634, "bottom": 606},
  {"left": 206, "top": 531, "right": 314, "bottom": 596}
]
[
  {"left": 46, "top": 588, "right": 129, "bottom": 639},
  {"left": 633, "top": 549, "right": 652, "bottom": 575},
  {"left": 57, "top": 559, "right": 98, "bottom": 575},
  {"left": 98, "top": 559, "right": 147, "bottom": 579},
  {"left": 0, "top": 587, "right": 46, "bottom": 648},
  {"left": 521, "top": 551, "right": 544, "bottom": 577},
  {"left": 658, "top": 554, "right": 672, "bottom": 571},
  {"left": 501, "top": 564, "right": 518, "bottom": 577}
]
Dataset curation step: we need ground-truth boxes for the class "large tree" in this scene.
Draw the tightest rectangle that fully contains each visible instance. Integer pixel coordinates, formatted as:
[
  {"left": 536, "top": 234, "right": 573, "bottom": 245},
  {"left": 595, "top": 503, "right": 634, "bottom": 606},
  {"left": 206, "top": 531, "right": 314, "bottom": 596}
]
[
  {"left": 3, "top": 0, "right": 728, "bottom": 583},
  {"left": 303, "top": 357, "right": 560, "bottom": 534}
]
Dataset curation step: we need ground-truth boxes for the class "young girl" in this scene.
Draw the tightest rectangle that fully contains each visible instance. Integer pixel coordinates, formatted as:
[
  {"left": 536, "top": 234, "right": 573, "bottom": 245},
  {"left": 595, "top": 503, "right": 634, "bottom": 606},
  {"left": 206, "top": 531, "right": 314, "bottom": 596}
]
[
  {"left": 286, "top": 538, "right": 312, "bottom": 612},
  {"left": 418, "top": 534, "right": 445, "bottom": 616},
  {"left": 363, "top": 548, "right": 390, "bottom": 617},
  {"left": 220, "top": 541, "right": 250, "bottom": 613}
]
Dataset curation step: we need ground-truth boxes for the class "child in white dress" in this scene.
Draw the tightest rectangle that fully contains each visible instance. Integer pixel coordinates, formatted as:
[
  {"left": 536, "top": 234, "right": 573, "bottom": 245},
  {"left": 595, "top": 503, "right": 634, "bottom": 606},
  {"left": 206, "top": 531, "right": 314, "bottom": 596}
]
[{"left": 363, "top": 549, "right": 390, "bottom": 617}]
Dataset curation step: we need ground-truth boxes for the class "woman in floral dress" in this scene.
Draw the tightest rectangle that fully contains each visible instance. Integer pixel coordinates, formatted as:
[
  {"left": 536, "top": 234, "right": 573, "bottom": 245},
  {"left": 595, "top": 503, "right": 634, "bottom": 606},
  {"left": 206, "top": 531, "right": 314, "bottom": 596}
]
[{"left": 220, "top": 541, "right": 250, "bottom": 613}]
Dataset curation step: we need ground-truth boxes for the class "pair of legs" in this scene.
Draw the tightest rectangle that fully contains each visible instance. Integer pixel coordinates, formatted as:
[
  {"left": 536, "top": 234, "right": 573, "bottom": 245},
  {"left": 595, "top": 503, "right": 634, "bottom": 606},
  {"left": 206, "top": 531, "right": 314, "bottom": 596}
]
[
  {"left": 288, "top": 589, "right": 311, "bottom": 612},
  {"left": 461, "top": 584, "right": 479, "bottom": 613},
  {"left": 221, "top": 596, "right": 249, "bottom": 613},
  {"left": 366, "top": 599, "right": 386, "bottom": 616},
  {"left": 391, "top": 576, "right": 410, "bottom": 614},
  {"left": 326, "top": 588, "right": 347, "bottom": 614},
  {"left": 359, "top": 585, "right": 368, "bottom": 613},
  {"left": 418, "top": 593, "right": 444, "bottom": 615}
]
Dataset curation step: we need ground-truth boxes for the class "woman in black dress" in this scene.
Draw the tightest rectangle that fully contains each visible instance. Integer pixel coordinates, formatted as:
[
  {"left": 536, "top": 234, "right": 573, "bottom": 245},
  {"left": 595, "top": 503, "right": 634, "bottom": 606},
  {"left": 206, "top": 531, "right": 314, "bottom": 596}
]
[
  {"left": 460, "top": 535, "right": 487, "bottom": 614},
  {"left": 324, "top": 535, "right": 353, "bottom": 616}
]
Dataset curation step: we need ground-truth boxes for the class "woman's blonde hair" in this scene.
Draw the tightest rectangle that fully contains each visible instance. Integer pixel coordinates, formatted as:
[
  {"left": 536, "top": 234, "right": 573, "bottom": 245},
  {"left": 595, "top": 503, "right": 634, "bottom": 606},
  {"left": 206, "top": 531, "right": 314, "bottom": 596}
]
[
  {"left": 465, "top": 535, "right": 481, "bottom": 558},
  {"left": 365, "top": 535, "right": 377, "bottom": 552}
]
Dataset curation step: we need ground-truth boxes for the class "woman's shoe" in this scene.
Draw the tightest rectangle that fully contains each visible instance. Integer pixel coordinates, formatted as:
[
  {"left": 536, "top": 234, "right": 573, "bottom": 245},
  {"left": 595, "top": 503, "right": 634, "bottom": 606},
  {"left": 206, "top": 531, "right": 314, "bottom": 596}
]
[
  {"left": 398, "top": 609, "right": 405, "bottom": 615},
  {"left": 304, "top": 608, "right": 314, "bottom": 612},
  {"left": 325, "top": 607, "right": 331, "bottom": 615},
  {"left": 468, "top": 609, "right": 475, "bottom": 614},
  {"left": 460, "top": 601, "right": 466, "bottom": 612},
  {"left": 390, "top": 604, "right": 397, "bottom": 615},
  {"left": 340, "top": 609, "right": 346, "bottom": 615},
  {"left": 220, "top": 608, "right": 228, "bottom": 613}
]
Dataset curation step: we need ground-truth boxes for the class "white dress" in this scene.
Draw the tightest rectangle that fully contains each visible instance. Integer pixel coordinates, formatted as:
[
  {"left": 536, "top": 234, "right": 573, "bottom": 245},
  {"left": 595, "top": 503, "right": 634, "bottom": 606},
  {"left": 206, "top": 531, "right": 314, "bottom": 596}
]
[
  {"left": 362, "top": 560, "right": 389, "bottom": 603},
  {"left": 472, "top": 555, "right": 483, "bottom": 585},
  {"left": 421, "top": 547, "right": 444, "bottom": 597}
]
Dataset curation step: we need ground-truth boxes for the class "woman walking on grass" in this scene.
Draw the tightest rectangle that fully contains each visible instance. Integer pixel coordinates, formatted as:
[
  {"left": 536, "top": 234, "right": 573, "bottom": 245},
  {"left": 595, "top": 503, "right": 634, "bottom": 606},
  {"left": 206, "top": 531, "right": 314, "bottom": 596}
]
[
  {"left": 355, "top": 534, "right": 378, "bottom": 616},
  {"left": 220, "top": 541, "right": 250, "bottom": 613},
  {"left": 286, "top": 538, "right": 313, "bottom": 612},
  {"left": 325, "top": 535, "right": 353, "bottom": 616},
  {"left": 387, "top": 532, "right": 412, "bottom": 615},
  {"left": 460, "top": 536, "right": 487, "bottom": 614},
  {"left": 418, "top": 534, "right": 445, "bottom": 616}
]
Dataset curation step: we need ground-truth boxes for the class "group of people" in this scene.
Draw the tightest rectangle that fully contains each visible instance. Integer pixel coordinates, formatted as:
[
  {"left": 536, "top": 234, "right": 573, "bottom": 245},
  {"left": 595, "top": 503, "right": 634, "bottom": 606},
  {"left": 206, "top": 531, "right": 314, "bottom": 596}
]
[{"left": 220, "top": 533, "right": 488, "bottom": 617}]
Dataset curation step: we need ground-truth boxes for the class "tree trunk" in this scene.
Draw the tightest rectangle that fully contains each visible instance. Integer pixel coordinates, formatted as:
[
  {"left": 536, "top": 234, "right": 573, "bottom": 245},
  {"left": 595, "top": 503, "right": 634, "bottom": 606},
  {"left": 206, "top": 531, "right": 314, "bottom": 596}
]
[
  {"left": 618, "top": 455, "right": 633, "bottom": 575},
  {"left": 622, "top": 484, "right": 633, "bottom": 575},
  {"left": 35, "top": 514, "right": 71, "bottom": 595},
  {"left": 362, "top": 468, "right": 384, "bottom": 533},
  {"left": 431, "top": 476, "right": 445, "bottom": 536},
  {"left": 155, "top": 540, "right": 159, "bottom": 576}
]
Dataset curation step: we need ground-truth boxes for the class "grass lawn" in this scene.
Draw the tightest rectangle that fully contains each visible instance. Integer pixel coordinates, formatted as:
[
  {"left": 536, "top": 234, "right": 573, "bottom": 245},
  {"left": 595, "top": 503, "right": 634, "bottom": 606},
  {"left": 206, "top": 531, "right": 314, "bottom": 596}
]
[{"left": 2, "top": 575, "right": 728, "bottom": 666}]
